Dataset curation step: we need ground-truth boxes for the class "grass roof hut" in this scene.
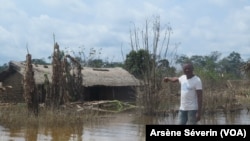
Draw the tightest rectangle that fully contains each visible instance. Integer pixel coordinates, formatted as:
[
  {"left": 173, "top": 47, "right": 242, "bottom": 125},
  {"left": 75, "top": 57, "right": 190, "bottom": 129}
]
[
  {"left": 0, "top": 61, "right": 140, "bottom": 103},
  {"left": 82, "top": 67, "right": 140, "bottom": 101}
]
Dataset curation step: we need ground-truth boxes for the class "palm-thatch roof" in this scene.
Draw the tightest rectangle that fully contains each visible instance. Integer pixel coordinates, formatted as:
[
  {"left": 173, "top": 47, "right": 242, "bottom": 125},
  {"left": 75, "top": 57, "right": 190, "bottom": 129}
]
[
  {"left": 81, "top": 67, "right": 140, "bottom": 87},
  {"left": 5, "top": 61, "right": 53, "bottom": 84},
  {"left": 3, "top": 61, "right": 140, "bottom": 87}
]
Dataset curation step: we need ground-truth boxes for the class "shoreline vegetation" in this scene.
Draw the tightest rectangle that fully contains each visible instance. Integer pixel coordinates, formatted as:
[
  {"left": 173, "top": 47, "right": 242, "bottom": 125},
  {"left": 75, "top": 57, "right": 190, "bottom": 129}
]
[{"left": 0, "top": 87, "right": 249, "bottom": 128}]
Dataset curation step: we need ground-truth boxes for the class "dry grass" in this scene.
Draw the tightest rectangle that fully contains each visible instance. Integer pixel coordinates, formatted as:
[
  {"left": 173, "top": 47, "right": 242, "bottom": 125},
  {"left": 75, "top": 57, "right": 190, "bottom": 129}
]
[
  {"left": 202, "top": 83, "right": 250, "bottom": 115},
  {"left": 136, "top": 79, "right": 250, "bottom": 116}
]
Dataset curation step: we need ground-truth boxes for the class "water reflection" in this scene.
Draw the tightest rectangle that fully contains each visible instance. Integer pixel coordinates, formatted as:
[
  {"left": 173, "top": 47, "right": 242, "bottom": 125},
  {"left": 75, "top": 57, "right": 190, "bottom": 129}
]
[
  {"left": 201, "top": 110, "right": 250, "bottom": 125},
  {"left": 0, "top": 110, "right": 250, "bottom": 141}
]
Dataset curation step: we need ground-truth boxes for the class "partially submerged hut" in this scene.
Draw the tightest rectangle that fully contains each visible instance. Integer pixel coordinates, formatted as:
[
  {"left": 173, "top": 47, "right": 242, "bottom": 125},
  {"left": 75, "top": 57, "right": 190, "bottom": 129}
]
[
  {"left": 0, "top": 61, "right": 52, "bottom": 103},
  {"left": 82, "top": 67, "right": 140, "bottom": 101},
  {"left": 0, "top": 61, "right": 140, "bottom": 103}
]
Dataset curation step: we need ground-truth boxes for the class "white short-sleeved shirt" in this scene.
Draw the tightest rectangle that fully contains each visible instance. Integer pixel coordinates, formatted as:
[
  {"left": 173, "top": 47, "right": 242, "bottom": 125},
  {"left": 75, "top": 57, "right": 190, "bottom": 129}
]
[{"left": 178, "top": 75, "right": 202, "bottom": 110}]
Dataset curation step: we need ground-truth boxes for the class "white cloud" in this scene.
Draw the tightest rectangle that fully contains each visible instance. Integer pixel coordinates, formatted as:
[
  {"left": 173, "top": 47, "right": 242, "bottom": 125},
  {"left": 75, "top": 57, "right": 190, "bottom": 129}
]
[{"left": 0, "top": 0, "right": 250, "bottom": 65}]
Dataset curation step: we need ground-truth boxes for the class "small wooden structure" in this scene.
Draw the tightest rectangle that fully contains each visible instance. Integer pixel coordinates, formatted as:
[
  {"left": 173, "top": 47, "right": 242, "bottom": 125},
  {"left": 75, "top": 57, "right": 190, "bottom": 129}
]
[{"left": 0, "top": 61, "right": 140, "bottom": 103}]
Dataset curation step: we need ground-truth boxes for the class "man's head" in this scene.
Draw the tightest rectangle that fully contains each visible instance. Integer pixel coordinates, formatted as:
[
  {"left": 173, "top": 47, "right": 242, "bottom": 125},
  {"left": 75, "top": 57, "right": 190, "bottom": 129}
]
[{"left": 182, "top": 63, "right": 194, "bottom": 77}]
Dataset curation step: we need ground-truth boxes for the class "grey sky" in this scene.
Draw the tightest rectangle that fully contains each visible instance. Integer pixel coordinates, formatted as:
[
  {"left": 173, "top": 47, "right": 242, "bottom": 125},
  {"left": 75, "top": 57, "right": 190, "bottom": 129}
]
[{"left": 0, "top": 0, "right": 250, "bottom": 65}]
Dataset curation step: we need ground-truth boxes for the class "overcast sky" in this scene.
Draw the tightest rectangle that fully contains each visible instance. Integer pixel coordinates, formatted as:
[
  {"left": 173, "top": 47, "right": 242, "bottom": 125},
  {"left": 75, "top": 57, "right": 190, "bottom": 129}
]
[{"left": 1, "top": 0, "right": 250, "bottom": 65}]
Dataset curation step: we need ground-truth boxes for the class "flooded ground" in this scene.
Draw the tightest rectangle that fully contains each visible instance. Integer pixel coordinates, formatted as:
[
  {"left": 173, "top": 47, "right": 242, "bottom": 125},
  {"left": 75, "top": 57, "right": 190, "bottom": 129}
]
[{"left": 0, "top": 109, "right": 250, "bottom": 141}]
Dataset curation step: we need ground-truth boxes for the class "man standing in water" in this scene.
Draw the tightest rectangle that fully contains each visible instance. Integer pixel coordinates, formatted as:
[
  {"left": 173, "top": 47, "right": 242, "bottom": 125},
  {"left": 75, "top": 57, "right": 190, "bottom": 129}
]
[{"left": 163, "top": 62, "right": 203, "bottom": 125}]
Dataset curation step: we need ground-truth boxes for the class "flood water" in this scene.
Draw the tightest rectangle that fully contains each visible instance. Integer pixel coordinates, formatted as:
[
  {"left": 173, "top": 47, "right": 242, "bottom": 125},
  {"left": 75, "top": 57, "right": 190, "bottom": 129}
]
[{"left": 0, "top": 109, "right": 250, "bottom": 141}]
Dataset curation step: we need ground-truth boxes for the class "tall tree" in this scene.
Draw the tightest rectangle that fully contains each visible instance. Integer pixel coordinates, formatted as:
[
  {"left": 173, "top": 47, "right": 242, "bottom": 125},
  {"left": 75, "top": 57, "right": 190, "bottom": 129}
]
[
  {"left": 218, "top": 51, "right": 244, "bottom": 78},
  {"left": 23, "top": 53, "right": 39, "bottom": 116},
  {"left": 126, "top": 16, "right": 178, "bottom": 115},
  {"left": 124, "top": 49, "right": 153, "bottom": 79},
  {"left": 49, "top": 42, "right": 64, "bottom": 108}
]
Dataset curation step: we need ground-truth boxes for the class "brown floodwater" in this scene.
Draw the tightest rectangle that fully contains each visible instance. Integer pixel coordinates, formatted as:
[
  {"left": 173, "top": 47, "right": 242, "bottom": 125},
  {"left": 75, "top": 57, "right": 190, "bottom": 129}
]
[{"left": 0, "top": 110, "right": 250, "bottom": 141}]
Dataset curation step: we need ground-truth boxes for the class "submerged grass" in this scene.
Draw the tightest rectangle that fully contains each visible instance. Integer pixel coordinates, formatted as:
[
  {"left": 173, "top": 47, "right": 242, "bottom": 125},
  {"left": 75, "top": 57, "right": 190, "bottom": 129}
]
[
  {"left": 136, "top": 79, "right": 250, "bottom": 116},
  {"left": 0, "top": 103, "right": 107, "bottom": 129},
  {"left": 0, "top": 100, "right": 139, "bottom": 130}
]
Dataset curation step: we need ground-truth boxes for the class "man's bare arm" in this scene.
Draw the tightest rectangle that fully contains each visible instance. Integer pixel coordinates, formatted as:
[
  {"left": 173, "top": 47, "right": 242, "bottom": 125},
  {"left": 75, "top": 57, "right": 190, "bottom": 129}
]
[{"left": 163, "top": 77, "right": 179, "bottom": 83}]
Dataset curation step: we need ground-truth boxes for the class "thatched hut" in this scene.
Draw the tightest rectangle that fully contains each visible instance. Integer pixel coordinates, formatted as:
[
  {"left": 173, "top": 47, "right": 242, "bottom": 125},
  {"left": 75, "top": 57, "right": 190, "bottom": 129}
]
[
  {"left": 0, "top": 61, "right": 140, "bottom": 103},
  {"left": 0, "top": 61, "right": 52, "bottom": 103},
  {"left": 82, "top": 67, "right": 140, "bottom": 101}
]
